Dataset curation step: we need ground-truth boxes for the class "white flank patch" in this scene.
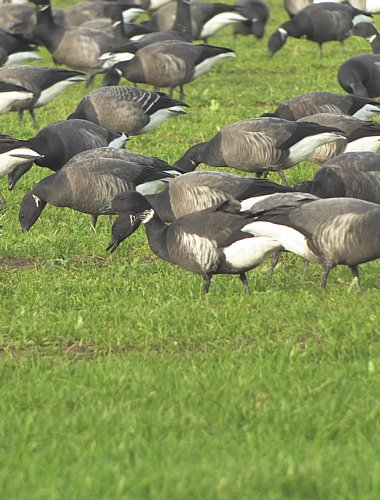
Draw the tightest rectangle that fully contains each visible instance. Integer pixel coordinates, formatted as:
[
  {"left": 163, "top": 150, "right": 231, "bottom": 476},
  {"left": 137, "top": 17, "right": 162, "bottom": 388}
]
[
  {"left": 194, "top": 52, "right": 235, "bottom": 79},
  {"left": 345, "top": 136, "right": 380, "bottom": 152},
  {"left": 108, "top": 133, "right": 129, "bottom": 149},
  {"left": 0, "top": 91, "right": 33, "bottom": 114},
  {"left": 353, "top": 104, "right": 380, "bottom": 120},
  {"left": 223, "top": 236, "right": 282, "bottom": 269},
  {"left": 364, "top": 0, "right": 380, "bottom": 13},
  {"left": 0, "top": 148, "right": 41, "bottom": 177},
  {"left": 100, "top": 52, "right": 135, "bottom": 69},
  {"left": 242, "top": 221, "right": 320, "bottom": 263},
  {"left": 240, "top": 194, "right": 272, "bottom": 212},
  {"left": 200, "top": 12, "right": 247, "bottom": 38},
  {"left": 4, "top": 52, "right": 41, "bottom": 66},
  {"left": 130, "top": 34, "right": 145, "bottom": 41},
  {"left": 136, "top": 179, "right": 170, "bottom": 195},
  {"left": 140, "top": 108, "right": 186, "bottom": 133},
  {"left": 35, "top": 79, "right": 85, "bottom": 108},
  {"left": 287, "top": 132, "right": 345, "bottom": 165},
  {"left": 122, "top": 8, "right": 145, "bottom": 23}
]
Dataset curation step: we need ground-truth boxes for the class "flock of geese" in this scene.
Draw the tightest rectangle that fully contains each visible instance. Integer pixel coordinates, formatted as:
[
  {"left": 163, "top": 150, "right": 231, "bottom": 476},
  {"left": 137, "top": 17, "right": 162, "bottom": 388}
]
[{"left": 2, "top": 0, "right": 380, "bottom": 293}]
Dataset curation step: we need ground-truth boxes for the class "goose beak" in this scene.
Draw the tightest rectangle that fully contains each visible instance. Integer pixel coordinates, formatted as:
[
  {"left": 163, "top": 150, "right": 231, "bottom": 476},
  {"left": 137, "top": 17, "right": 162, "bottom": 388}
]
[{"left": 106, "top": 238, "right": 120, "bottom": 253}]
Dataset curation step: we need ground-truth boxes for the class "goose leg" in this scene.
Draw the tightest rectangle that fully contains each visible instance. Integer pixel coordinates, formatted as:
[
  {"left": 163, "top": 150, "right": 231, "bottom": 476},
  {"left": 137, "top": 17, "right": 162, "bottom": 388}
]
[
  {"left": 29, "top": 108, "right": 38, "bottom": 129},
  {"left": 348, "top": 265, "right": 361, "bottom": 292},
  {"left": 239, "top": 273, "right": 251, "bottom": 295},
  {"left": 203, "top": 273, "right": 212, "bottom": 293},
  {"left": 179, "top": 85, "right": 185, "bottom": 101},
  {"left": 268, "top": 250, "right": 281, "bottom": 278},
  {"left": 321, "top": 263, "right": 332, "bottom": 289},
  {"left": 319, "top": 43, "right": 323, "bottom": 58},
  {"left": 278, "top": 169, "right": 289, "bottom": 186},
  {"left": 18, "top": 109, "right": 24, "bottom": 124},
  {"left": 303, "top": 259, "right": 309, "bottom": 280},
  {"left": 91, "top": 214, "right": 98, "bottom": 231}
]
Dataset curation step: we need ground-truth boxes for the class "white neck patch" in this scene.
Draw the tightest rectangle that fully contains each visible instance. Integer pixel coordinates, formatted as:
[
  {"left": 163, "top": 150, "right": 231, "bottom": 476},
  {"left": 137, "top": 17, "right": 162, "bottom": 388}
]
[
  {"left": 32, "top": 194, "right": 41, "bottom": 207},
  {"left": 141, "top": 209, "right": 154, "bottom": 224},
  {"left": 367, "top": 34, "right": 377, "bottom": 43}
]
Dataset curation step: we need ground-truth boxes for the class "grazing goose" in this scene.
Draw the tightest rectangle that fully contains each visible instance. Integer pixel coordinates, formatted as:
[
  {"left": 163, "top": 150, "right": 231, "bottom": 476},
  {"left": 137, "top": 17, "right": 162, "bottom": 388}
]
[
  {"left": 18, "top": 154, "right": 175, "bottom": 232},
  {"left": 68, "top": 86, "right": 189, "bottom": 135},
  {"left": 263, "top": 91, "right": 380, "bottom": 120},
  {"left": 173, "top": 117, "right": 346, "bottom": 184},
  {"left": 297, "top": 113, "right": 380, "bottom": 164},
  {"left": 298, "top": 151, "right": 380, "bottom": 203},
  {"left": 233, "top": 0, "right": 270, "bottom": 39},
  {"left": 102, "top": 192, "right": 283, "bottom": 293},
  {"left": 148, "top": 1, "right": 247, "bottom": 42},
  {"left": 0, "top": 81, "right": 33, "bottom": 114},
  {"left": 108, "top": 172, "right": 297, "bottom": 222},
  {"left": 6, "top": 120, "right": 128, "bottom": 190},
  {"left": 350, "top": 22, "right": 380, "bottom": 53},
  {"left": 243, "top": 197, "right": 380, "bottom": 289},
  {"left": 268, "top": 3, "right": 371, "bottom": 56},
  {"left": 338, "top": 54, "right": 380, "bottom": 97},
  {"left": 0, "top": 65, "right": 85, "bottom": 126},
  {"left": 0, "top": 135, "right": 42, "bottom": 181},
  {"left": 0, "top": 28, "right": 40, "bottom": 66},
  {"left": 103, "top": 40, "right": 235, "bottom": 98}
]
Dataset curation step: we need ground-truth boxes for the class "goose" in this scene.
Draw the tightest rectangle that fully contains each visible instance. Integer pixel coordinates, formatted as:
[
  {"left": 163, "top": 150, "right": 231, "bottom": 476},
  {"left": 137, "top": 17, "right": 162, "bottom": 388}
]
[
  {"left": 0, "top": 4, "right": 36, "bottom": 38},
  {"left": 232, "top": 0, "right": 270, "bottom": 40},
  {"left": 242, "top": 197, "right": 380, "bottom": 289},
  {"left": 0, "top": 65, "right": 85, "bottom": 127},
  {"left": 0, "top": 28, "right": 40, "bottom": 66},
  {"left": 338, "top": 54, "right": 380, "bottom": 97},
  {"left": 68, "top": 86, "right": 189, "bottom": 135},
  {"left": 101, "top": 191, "right": 283, "bottom": 293},
  {"left": 263, "top": 91, "right": 380, "bottom": 120},
  {"left": 147, "top": 1, "right": 247, "bottom": 42},
  {"left": 297, "top": 151, "right": 380, "bottom": 203},
  {"left": 0, "top": 81, "right": 33, "bottom": 114},
  {"left": 103, "top": 40, "right": 235, "bottom": 98},
  {"left": 297, "top": 113, "right": 380, "bottom": 164},
  {"left": 268, "top": 3, "right": 372, "bottom": 56},
  {"left": 0, "top": 135, "right": 42, "bottom": 181},
  {"left": 134, "top": 0, "right": 181, "bottom": 12},
  {"left": 350, "top": 22, "right": 380, "bottom": 53},
  {"left": 18, "top": 154, "right": 176, "bottom": 232},
  {"left": 173, "top": 117, "right": 346, "bottom": 185},
  {"left": 29, "top": 0, "right": 140, "bottom": 85},
  {"left": 348, "top": 0, "right": 380, "bottom": 14},
  {"left": 5, "top": 119, "right": 128, "bottom": 190},
  {"left": 283, "top": 0, "right": 313, "bottom": 18}
]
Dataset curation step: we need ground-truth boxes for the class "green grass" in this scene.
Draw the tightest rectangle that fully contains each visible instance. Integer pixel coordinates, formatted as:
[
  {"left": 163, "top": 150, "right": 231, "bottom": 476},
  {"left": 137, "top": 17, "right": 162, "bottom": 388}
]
[{"left": 1, "top": 0, "right": 380, "bottom": 498}]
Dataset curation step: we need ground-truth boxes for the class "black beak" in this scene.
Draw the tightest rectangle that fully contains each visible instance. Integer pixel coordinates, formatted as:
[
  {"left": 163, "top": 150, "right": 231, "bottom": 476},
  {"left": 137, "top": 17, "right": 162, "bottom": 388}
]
[{"left": 106, "top": 238, "right": 120, "bottom": 253}]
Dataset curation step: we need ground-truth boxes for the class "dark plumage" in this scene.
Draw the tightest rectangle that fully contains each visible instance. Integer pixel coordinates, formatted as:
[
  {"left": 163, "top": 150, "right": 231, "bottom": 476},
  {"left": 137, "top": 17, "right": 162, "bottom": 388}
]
[
  {"left": 264, "top": 91, "right": 380, "bottom": 120},
  {"left": 268, "top": 3, "right": 371, "bottom": 56},
  {"left": 102, "top": 191, "right": 283, "bottom": 293},
  {"left": 6, "top": 119, "right": 127, "bottom": 190},
  {"left": 243, "top": 197, "right": 380, "bottom": 289},
  {"left": 350, "top": 22, "right": 380, "bottom": 53},
  {"left": 0, "top": 134, "right": 42, "bottom": 180},
  {"left": 233, "top": 0, "right": 270, "bottom": 39},
  {"left": 338, "top": 54, "right": 380, "bottom": 97},
  {"left": 0, "top": 81, "right": 33, "bottom": 114},
  {"left": 173, "top": 117, "right": 345, "bottom": 184},
  {"left": 0, "top": 27, "right": 40, "bottom": 66},
  {"left": 298, "top": 151, "right": 380, "bottom": 203},
  {"left": 103, "top": 40, "right": 235, "bottom": 99},
  {"left": 68, "top": 86, "right": 189, "bottom": 135}
]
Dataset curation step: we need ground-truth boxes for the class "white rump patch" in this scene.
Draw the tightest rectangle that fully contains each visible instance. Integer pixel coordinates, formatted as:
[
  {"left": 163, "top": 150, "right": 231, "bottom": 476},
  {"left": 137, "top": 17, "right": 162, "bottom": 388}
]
[
  {"left": 0, "top": 91, "right": 33, "bottom": 114},
  {"left": 0, "top": 148, "right": 41, "bottom": 177},
  {"left": 4, "top": 52, "right": 41, "bottom": 66},
  {"left": 194, "top": 52, "right": 235, "bottom": 79},
  {"left": 35, "top": 78, "right": 85, "bottom": 108},
  {"left": 345, "top": 135, "right": 380, "bottom": 152},
  {"left": 288, "top": 131, "right": 346, "bottom": 165},
  {"left": 122, "top": 8, "right": 145, "bottom": 23},
  {"left": 140, "top": 108, "right": 186, "bottom": 133}
]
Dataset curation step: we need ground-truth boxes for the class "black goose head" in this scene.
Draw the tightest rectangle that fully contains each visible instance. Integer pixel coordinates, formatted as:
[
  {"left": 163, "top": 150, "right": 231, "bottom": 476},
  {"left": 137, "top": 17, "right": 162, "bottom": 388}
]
[
  {"left": 106, "top": 212, "right": 140, "bottom": 253},
  {"left": 19, "top": 192, "right": 47, "bottom": 232},
  {"left": 268, "top": 27, "right": 288, "bottom": 56},
  {"left": 350, "top": 22, "right": 378, "bottom": 39},
  {"left": 100, "top": 190, "right": 151, "bottom": 215}
]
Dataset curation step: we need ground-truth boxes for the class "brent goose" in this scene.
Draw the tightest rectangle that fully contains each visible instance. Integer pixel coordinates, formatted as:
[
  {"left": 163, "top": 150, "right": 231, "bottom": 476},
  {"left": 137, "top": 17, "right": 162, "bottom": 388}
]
[
  {"left": 0, "top": 28, "right": 40, "bottom": 66},
  {"left": 68, "top": 86, "right": 189, "bottom": 135},
  {"left": 0, "top": 81, "right": 33, "bottom": 114},
  {"left": 0, "top": 4, "right": 36, "bottom": 38},
  {"left": 347, "top": 0, "right": 380, "bottom": 13},
  {"left": 263, "top": 91, "right": 380, "bottom": 120},
  {"left": 298, "top": 151, "right": 380, "bottom": 203},
  {"left": 18, "top": 154, "right": 175, "bottom": 231},
  {"left": 297, "top": 113, "right": 380, "bottom": 164},
  {"left": 268, "top": 3, "right": 371, "bottom": 56},
  {"left": 102, "top": 191, "right": 282, "bottom": 293},
  {"left": 233, "top": 0, "right": 270, "bottom": 39},
  {"left": 173, "top": 117, "right": 345, "bottom": 184},
  {"left": 148, "top": 1, "right": 247, "bottom": 42},
  {"left": 6, "top": 120, "right": 128, "bottom": 190},
  {"left": 243, "top": 197, "right": 380, "bottom": 289},
  {"left": 0, "top": 135, "right": 42, "bottom": 181},
  {"left": 103, "top": 40, "right": 235, "bottom": 98},
  {"left": 0, "top": 65, "right": 85, "bottom": 126},
  {"left": 338, "top": 54, "right": 380, "bottom": 97}
]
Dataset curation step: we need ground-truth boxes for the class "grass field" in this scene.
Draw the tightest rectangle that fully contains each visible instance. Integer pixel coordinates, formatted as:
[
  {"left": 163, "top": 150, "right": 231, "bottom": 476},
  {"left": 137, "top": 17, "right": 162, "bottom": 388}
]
[{"left": 1, "top": 0, "right": 380, "bottom": 498}]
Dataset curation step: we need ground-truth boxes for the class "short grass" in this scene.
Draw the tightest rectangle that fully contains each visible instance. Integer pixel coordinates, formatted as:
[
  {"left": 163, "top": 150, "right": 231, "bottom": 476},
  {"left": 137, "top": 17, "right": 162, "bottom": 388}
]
[{"left": 1, "top": 0, "right": 380, "bottom": 498}]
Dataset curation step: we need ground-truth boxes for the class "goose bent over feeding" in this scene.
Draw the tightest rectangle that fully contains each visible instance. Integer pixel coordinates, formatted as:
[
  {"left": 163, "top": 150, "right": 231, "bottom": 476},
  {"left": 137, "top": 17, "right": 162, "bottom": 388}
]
[
  {"left": 6, "top": 119, "right": 128, "bottom": 190},
  {"left": 101, "top": 191, "right": 283, "bottom": 293},
  {"left": 298, "top": 151, "right": 380, "bottom": 203},
  {"left": 173, "top": 117, "right": 346, "bottom": 184},
  {"left": 18, "top": 153, "right": 176, "bottom": 232},
  {"left": 297, "top": 113, "right": 380, "bottom": 164},
  {"left": 232, "top": 0, "right": 270, "bottom": 39},
  {"left": 243, "top": 197, "right": 380, "bottom": 289},
  {"left": 338, "top": 54, "right": 380, "bottom": 97},
  {"left": 263, "top": 91, "right": 380, "bottom": 120},
  {"left": 350, "top": 22, "right": 380, "bottom": 53},
  {"left": 68, "top": 85, "right": 189, "bottom": 135},
  {"left": 268, "top": 2, "right": 372, "bottom": 56}
]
